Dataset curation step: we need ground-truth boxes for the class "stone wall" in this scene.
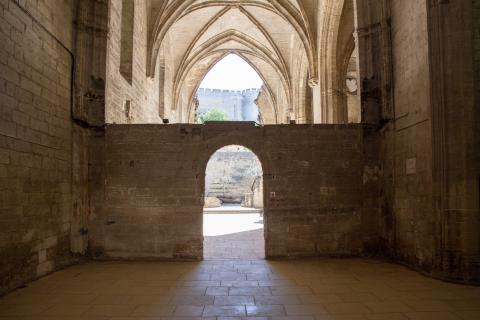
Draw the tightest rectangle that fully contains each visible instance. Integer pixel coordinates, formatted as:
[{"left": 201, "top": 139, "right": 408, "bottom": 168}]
[
  {"left": 88, "top": 123, "right": 373, "bottom": 260},
  {"left": 252, "top": 176, "right": 263, "bottom": 208},
  {"left": 0, "top": 0, "right": 81, "bottom": 295},
  {"left": 0, "top": 0, "right": 478, "bottom": 296},
  {"left": 475, "top": 0, "right": 480, "bottom": 230},
  {"left": 427, "top": 0, "right": 479, "bottom": 282},
  {"left": 388, "top": 0, "right": 435, "bottom": 268},
  {"left": 105, "top": 0, "right": 161, "bottom": 124},
  {"left": 382, "top": 0, "right": 480, "bottom": 282}
]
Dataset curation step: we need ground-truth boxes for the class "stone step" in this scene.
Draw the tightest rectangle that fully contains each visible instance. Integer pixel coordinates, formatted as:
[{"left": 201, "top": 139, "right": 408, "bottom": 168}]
[{"left": 203, "top": 206, "right": 263, "bottom": 214}]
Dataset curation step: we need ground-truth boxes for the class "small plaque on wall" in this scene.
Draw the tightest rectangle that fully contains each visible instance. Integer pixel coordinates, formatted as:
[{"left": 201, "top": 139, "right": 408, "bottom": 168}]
[{"left": 406, "top": 158, "right": 417, "bottom": 175}]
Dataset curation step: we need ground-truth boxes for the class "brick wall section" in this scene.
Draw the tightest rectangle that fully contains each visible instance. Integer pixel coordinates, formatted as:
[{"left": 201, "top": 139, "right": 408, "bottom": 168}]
[
  {"left": 88, "top": 123, "right": 374, "bottom": 260},
  {"left": 0, "top": 0, "right": 77, "bottom": 294}
]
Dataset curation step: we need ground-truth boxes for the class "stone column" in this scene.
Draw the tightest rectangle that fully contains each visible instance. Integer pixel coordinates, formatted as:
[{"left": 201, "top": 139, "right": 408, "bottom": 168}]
[
  {"left": 353, "top": 0, "right": 393, "bottom": 125},
  {"left": 73, "top": 0, "right": 108, "bottom": 126},
  {"left": 353, "top": 0, "right": 394, "bottom": 256},
  {"left": 427, "top": 0, "right": 479, "bottom": 282},
  {"left": 72, "top": 0, "right": 109, "bottom": 254}
]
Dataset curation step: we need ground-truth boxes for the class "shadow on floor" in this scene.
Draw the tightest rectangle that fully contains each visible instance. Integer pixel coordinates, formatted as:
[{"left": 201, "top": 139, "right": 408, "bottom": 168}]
[{"left": 204, "top": 229, "right": 265, "bottom": 260}]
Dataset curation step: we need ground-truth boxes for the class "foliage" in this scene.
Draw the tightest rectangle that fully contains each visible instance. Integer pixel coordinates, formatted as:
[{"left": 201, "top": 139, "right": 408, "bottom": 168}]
[{"left": 197, "top": 108, "right": 230, "bottom": 123}]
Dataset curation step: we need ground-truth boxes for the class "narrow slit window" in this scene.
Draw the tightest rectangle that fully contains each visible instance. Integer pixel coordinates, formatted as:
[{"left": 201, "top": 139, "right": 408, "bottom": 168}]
[
  {"left": 120, "top": 0, "right": 134, "bottom": 83},
  {"left": 158, "top": 54, "right": 165, "bottom": 118}
]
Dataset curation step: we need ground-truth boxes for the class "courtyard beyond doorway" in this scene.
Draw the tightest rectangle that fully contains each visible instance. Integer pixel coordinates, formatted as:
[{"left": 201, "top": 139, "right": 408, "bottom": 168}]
[{"left": 203, "top": 208, "right": 265, "bottom": 260}]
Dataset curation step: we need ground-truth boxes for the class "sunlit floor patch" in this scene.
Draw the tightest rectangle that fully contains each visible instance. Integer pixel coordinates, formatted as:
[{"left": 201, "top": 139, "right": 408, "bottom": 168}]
[
  {"left": 3, "top": 259, "right": 477, "bottom": 319},
  {"left": 203, "top": 213, "right": 265, "bottom": 260},
  {"left": 203, "top": 213, "right": 263, "bottom": 236}
]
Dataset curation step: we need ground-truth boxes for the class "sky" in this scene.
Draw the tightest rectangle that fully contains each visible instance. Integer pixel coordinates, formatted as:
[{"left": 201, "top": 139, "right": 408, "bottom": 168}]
[{"left": 199, "top": 54, "right": 264, "bottom": 90}]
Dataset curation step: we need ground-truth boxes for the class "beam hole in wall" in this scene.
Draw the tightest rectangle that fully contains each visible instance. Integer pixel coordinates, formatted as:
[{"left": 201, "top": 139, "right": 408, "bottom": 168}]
[
  {"left": 194, "top": 54, "right": 264, "bottom": 124},
  {"left": 120, "top": 0, "right": 134, "bottom": 84},
  {"left": 203, "top": 145, "right": 264, "bottom": 260}
]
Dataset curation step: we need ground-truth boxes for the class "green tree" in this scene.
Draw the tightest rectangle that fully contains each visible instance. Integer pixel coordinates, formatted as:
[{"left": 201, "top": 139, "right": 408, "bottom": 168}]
[{"left": 197, "top": 108, "right": 230, "bottom": 123}]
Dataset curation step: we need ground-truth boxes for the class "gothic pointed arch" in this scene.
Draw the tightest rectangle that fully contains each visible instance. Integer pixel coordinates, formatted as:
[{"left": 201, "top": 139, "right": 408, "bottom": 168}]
[
  {"left": 185, "top": 52, "right": 280, "bottom": 124},
  {"left": 147, "top": 0, "right": 314, "bottom": 124},
  {"left": 172, "top": 30, "right": 290, "bottom": 110}
]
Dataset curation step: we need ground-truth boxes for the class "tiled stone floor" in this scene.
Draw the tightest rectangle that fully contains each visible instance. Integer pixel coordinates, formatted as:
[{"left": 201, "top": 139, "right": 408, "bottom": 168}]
[
  {"left": 204, "top": 229, "right": 265, "bottom": 260},
  {"left": 1, "top": 259, "right": 479, "bottom": 319}
]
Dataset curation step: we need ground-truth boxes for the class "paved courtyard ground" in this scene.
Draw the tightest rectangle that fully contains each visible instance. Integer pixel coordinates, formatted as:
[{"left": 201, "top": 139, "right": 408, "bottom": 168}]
[{"left": 203, "top": 212, "right": 265, "bottom": 260}]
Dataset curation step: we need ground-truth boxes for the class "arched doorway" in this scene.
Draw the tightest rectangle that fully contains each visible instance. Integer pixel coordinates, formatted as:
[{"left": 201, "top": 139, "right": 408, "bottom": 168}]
[{"left": 203, "top": 145, "right": 264, "bottom": 260}]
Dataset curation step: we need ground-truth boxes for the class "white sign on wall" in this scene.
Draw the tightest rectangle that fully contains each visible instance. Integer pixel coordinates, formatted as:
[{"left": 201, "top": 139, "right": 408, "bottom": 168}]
[{"left": 406, "top": 158, "right": 417, "bottom": 175}]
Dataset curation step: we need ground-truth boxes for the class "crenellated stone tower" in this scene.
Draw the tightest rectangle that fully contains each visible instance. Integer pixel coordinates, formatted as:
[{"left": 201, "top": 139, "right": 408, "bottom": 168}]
[{"left": 196, "top": 88, "right": 261, "bottom": 122}]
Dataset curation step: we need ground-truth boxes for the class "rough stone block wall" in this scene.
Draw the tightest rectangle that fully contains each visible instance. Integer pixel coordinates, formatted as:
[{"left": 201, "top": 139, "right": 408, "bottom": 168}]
[
  {"left": 106, "top": 0, "right": 161, "bottom": 124},
  {"left": 474, "top": 0, "right": 480, "bottom": 281},
  {"left": 475, "top": 0, "right": 480, "bottom": 207},
  {"left": 387, "top": 0, "right": 435, "bottom": 268},
  {"left": 386, "top": 0, "right": 480, "bottom": 282},
  {"left": 88, "top": 123, "right": 373, "bottom": 260},
  {"left": 437, "top": 0, "right": 479, "bottom": 281},
  {"left": 0, "top": 0, "right": 78, "bottom": 295}
]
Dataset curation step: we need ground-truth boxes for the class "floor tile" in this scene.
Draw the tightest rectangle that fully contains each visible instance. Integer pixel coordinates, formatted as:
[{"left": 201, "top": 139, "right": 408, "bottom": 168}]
[
  {"left": 1, "top": 257, "right": 477, "bottom": 320},
  {"left": 84, "top": 304, "right": 137, "bottom": 317},
  {"left": 229, "top": 287, "right": 271, "bottom": 296},
  {"left": 364, "top": 301, "right": 413, "bottom": 313},
  {"left": 130, "top": 304, "right": 175, "bottom": 317},
  {"left": 285, "top": 304, "right": 328, "bottom": 315},
  {"left": 203, "top": 305, "right": 247, "bottom": 317},
  {"left": 402, "top": 311, "right": 462, "bottom": 320},
  {"left": 206, "top": 286, "right": 229, "bottom": 296},
  {"left": 246, "top": 305, "right": 286, "bottom": 316},
  {"left": 324, "top": 302, "right": 371, "bottom": 315},
  {"left": 214, "top": 295, "right": 255, "bottom": 305},
  {"left": 173, "top": 305, "right": 205, "bottom": 316},
  {"left": 254, "top": 295, "right": 302, "bottom": 305}
]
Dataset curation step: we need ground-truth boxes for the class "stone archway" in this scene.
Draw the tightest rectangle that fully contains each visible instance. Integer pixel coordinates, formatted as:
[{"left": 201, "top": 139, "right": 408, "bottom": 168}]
[
  {"left": 197, "top": 131, "right": 272, "bottom": 259},
  {"left": 202, "top": 144, "right": 265, "bottom": 259},
  {"left": 92, "top": 123, "right": 366, "bottom": 261}
]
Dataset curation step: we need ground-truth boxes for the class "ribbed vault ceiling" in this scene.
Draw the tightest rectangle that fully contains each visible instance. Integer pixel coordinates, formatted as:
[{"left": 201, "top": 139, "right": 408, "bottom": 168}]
[{"left": 147, "top": 0, "right": 318, "bottom": 123}]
